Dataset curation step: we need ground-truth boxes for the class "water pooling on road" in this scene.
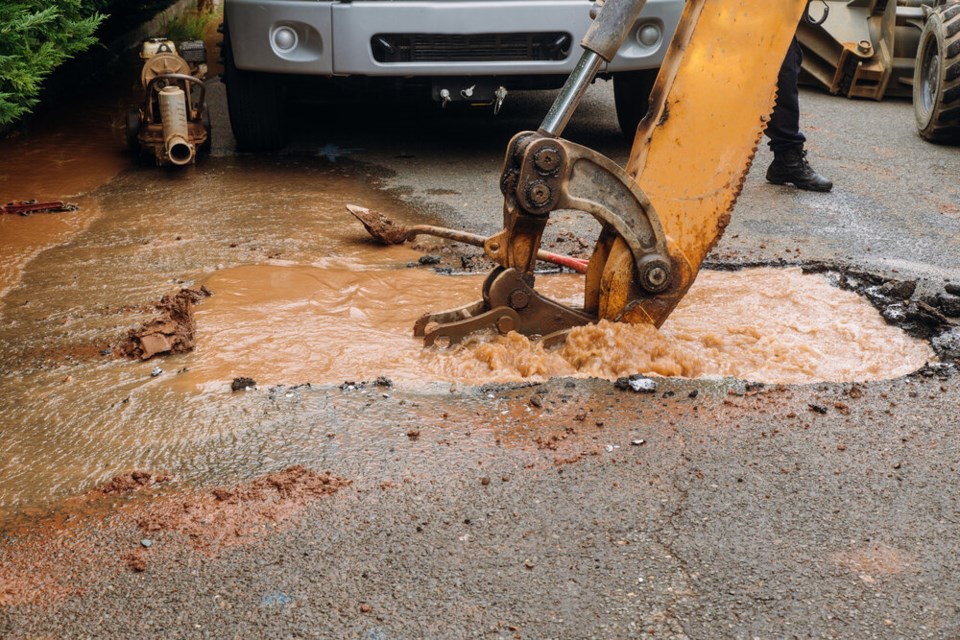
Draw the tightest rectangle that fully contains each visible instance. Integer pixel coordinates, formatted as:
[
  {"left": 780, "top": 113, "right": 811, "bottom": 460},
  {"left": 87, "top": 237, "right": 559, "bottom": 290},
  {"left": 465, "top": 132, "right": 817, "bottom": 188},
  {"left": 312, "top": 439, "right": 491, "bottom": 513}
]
[
  {"left": 0, "top": 84, "right": 130, "bottom": 298},
  {"left": 0, "top": 157, "right": 935, "bottom": 510},
  {"left": 181, "top": 264, "right": 931, "bottom": 390}
]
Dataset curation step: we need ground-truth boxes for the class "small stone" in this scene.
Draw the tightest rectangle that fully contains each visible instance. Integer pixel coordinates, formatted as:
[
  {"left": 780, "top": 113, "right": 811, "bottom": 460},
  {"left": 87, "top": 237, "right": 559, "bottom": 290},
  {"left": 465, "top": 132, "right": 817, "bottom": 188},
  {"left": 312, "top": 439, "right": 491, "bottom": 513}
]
[
  {"left": 359, "top": 603, "right": 372, "bottom": 614},
  {"left": 418, "top": 255, "right": 441, "bottom": 265},
  {"left": 231, "top": 377, "right": 256, "bottom": 392},
  {"left": 878, "top": 279, "right": 917, "bottom": 300},
  {"left": 480, "top": 476, "right": 491, "bottom": 486},
  {"left": 524, "top": 559, "right": 535, "bottom": 569},
  {"left": 937, "top": 294, "right": 960, "bottom": 317},
  {"left": 406, "top": 428, "right": 421, "bottom": 439},
  {"left": 945, "top": 283, "right": 960, "bottom": 296},
  {"left": 688, "top": 389, "right": 699, "bottom": 399},
  {"left": 615, "top": 375, "right": 657, "bottom": 393},
  {"left": 100, "top": 349, "right": 112, "bottom": 356},
  {"left": 933, "top": 327, "right": 960, "bottom": 361},
  {"left": 150, "top": 366, "right": 163, "bottom": 377},
  {"left": 529, "top": 395, "right": 543, "bottom": 408},
  {"left": 140, "top": 539, "right": 153, "bottom": 548},
  {"left": 808, "top": 403, "right": 828, "bottom": 414},
  {"left": 631, "top": 439, "right": 646, "bottom": 446}
]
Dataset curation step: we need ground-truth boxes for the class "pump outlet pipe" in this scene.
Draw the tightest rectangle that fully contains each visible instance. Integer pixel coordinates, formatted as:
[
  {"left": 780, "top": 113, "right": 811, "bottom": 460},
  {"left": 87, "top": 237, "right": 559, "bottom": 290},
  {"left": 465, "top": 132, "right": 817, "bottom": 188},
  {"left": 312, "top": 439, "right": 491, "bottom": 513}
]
[{"left": 158, "top": 85, "right": 195, "bottom": 165}]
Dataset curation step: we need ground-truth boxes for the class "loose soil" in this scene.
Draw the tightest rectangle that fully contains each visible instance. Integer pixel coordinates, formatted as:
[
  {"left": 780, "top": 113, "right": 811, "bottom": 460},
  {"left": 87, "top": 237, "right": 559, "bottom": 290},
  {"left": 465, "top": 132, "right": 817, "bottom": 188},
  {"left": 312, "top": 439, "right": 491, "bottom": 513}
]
[
  {"left": 0, "top": 465, "right": 349, "bottom": 606},
  {"left": 118, "top": 286, "right": 211, "bottom": 360}
]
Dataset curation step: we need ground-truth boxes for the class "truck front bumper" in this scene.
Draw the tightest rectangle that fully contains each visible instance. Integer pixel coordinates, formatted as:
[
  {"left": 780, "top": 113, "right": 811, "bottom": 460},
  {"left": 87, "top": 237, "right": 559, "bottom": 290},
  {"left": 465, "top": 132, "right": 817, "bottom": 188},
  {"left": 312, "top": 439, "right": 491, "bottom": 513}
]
[{"left": 225, "top": 0, "right": 683, "bottom": 77}]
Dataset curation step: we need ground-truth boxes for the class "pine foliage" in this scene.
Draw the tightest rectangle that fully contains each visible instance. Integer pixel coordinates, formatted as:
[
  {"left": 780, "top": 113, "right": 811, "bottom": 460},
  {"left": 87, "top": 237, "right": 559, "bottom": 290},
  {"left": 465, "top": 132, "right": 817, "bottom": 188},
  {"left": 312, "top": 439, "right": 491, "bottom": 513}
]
[{"left": 0, "top": 0, "right": 104, "bottom": 125}]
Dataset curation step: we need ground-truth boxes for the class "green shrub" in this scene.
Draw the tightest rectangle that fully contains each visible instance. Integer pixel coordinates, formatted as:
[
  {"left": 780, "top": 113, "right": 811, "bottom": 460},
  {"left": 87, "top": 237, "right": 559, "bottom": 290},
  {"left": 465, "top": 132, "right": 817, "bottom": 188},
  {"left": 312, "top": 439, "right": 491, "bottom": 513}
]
[
  {"left": 0, "top": 0, "right": 105, "bottom": 125},
  {"left": 157, "top": 6, "right": 220, "bottom": 43}
]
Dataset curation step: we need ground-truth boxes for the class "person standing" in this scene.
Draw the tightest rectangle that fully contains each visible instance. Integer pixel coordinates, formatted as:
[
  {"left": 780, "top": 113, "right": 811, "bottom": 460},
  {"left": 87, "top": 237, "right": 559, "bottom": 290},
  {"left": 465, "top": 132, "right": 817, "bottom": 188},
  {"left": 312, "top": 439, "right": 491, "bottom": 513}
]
[{"left": 765, "top": 36, "right": 833, "bottom": 192}]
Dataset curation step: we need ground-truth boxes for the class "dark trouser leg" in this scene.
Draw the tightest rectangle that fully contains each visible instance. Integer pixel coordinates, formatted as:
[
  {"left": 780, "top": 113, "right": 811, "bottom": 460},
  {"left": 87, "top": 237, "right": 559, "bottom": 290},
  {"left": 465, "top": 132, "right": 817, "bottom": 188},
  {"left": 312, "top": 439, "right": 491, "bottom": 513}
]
[
  {"left": 765, "top": 37, "right": 832, "bottom": 191},
  {"left": 767, "top": 36, "right": 806, "bottom": 153}
]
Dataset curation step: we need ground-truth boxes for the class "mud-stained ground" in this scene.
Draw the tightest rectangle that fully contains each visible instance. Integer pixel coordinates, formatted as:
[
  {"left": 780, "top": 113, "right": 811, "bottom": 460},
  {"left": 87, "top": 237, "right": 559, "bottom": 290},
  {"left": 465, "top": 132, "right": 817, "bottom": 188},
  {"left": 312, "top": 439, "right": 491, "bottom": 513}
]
[
  {"left": 2, "top": 370, "right": 959, "bottom": 638},
  {"left": 2, "top": 37, "right": 960, "bottom": 638}
]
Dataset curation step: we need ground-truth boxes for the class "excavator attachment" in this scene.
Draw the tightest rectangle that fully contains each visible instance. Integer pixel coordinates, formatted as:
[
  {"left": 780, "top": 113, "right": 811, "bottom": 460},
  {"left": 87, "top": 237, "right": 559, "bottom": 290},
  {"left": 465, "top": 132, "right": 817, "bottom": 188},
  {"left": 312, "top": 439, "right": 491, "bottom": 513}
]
[{"left": 416, "top": 0, "right": 809, "bottom": 346}]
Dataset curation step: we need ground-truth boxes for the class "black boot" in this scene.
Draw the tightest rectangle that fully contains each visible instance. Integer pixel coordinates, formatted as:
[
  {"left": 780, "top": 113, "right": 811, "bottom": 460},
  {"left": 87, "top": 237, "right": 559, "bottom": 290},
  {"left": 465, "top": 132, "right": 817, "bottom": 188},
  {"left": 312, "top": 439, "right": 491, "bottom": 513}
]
[{"left": 766, "top": 147, "right": 833, "bottom": 192}]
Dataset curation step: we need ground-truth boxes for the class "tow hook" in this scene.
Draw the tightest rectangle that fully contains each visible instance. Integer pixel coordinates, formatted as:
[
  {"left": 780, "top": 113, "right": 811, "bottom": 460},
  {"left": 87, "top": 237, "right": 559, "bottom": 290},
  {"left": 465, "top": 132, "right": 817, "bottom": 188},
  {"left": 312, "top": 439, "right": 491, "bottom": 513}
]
[{"left": 494, "top": 86, "right": 508, "bottom": 115}]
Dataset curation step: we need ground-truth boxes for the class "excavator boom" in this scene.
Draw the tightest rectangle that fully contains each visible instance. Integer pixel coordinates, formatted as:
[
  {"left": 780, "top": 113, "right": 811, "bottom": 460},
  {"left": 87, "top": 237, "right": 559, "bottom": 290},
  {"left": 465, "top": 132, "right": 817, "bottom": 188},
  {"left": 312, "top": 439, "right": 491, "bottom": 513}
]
[
  {"left": 622, "top": 0, "right": 810, "bottom": 324},
  {"left": 415, "top": 0, "right": 810, "bottom": 346}
]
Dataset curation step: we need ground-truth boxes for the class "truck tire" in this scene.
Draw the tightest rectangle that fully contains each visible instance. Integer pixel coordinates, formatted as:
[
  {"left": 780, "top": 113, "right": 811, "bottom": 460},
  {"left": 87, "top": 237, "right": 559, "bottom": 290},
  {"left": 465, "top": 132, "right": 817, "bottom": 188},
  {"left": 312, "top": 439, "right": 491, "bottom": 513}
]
[
  {"left": 913, "top": 2, "right": 960, "bottom": 143},
  {"left": 221, "top": 21, "right": 289, "bottom": 151},
  {"left": 613, "top": 69, "right": 658, "bottom": 141},
  {"left": 126, "top": 107, "right": 141, "bottom": 152}
]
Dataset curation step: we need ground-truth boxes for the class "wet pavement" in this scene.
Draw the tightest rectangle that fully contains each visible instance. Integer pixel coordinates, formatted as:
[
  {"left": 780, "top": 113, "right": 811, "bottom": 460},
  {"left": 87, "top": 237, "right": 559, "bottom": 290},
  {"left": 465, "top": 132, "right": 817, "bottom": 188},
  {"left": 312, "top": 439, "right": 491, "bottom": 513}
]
[{"left": 1, "top": 63, "right": 959, "bottom": 638}]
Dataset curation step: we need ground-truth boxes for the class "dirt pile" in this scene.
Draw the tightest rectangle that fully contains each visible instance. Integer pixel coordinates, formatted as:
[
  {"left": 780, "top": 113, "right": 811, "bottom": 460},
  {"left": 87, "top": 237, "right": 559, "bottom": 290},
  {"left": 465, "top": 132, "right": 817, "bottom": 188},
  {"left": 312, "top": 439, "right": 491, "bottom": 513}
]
[
  {"left": 134, "top": 465, "right": 351, "bottom": 552},
  {"left": 94, "top": 470, "right": 174, "bottom": 495},
  {"left": 120, "top": 287, "right": 211, "bottom": 360},
  {"left": 0, "top": 466, "right": 351, "bottom": 604}
]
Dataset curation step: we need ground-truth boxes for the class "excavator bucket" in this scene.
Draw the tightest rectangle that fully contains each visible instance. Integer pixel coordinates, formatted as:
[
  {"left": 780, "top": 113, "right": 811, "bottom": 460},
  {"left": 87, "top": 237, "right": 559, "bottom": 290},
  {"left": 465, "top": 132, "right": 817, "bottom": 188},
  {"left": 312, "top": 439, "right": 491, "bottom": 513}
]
[{"left": 615, "top": 0, "right": 811, "bottom": 326}]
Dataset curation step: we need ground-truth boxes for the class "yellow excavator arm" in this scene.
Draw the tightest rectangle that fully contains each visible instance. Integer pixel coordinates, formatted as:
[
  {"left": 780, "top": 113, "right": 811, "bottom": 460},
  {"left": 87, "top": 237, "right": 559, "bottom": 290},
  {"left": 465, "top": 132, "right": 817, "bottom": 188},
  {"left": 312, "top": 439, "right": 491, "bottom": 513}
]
[{"left": 415, "top": 0, "right": 810, "bottom": 346}]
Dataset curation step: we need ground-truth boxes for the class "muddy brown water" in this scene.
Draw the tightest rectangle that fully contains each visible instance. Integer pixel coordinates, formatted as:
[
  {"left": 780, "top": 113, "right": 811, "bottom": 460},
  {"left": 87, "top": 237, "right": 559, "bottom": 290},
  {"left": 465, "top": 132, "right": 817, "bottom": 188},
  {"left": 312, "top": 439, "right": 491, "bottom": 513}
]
[
  {"left": 0, "top": 149, "right": 935, "bottom": 511},
  {"left": 180, "top": 265, "right": 931, "bottom": 391},
  {"left": 0, "top": 84, "right": 132, "bottom": 296}
]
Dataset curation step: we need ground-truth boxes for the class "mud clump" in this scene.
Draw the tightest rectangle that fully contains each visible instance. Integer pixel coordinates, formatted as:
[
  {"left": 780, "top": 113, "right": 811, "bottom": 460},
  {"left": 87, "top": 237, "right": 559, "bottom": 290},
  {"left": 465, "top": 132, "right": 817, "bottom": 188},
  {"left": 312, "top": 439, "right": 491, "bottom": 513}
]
[
  {"left": 231, "top": 376, "right": 256, "bottom": 391},
  {"left": 135, "top": 465, "right": 350, "bottom": 551},
  {"left": 124, "top": 550, "right": 147, "bottom": 572},
  {"left": 95, "top": 470, "right": 173, "bottom": 495},
  {"left": 120, "top": 287, "right": 211, "bottom": 360}
]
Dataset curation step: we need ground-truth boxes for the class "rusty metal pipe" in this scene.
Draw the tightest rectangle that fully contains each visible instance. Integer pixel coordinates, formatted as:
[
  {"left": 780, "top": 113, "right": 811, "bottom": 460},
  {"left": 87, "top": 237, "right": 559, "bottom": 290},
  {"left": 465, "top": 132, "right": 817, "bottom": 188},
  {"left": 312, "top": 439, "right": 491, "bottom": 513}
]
[
  {"left": 346, "top": 204, "right": 589, "bottom": 273},
  {"left": 158, "top": 85, "right": 194, "bottom": 165}
]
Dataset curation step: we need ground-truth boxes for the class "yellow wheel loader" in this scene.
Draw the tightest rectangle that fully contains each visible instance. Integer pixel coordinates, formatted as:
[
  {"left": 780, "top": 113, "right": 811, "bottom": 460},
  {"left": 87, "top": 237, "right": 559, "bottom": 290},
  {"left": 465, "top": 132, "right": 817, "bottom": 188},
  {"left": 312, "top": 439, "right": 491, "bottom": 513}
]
[
  {"left": 794, "top": 0, "right": 960, "bottom": 143},
  {"left": 412, "top": 0, "right": 812, "bottom": 346}
]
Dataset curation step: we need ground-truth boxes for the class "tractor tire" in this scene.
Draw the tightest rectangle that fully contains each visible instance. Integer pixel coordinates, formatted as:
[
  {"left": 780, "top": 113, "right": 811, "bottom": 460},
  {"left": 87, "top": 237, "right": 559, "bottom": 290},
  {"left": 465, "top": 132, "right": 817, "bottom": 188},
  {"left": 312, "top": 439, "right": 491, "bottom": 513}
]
[
  {"left": 913, "top": 2, "right": 960, "bottom": 143},
  {"left": 613, "top": 69, "right": 658, "bottom": 141},
  {"left": 221, "top": 21, "right": 289, "bottom": 151}
]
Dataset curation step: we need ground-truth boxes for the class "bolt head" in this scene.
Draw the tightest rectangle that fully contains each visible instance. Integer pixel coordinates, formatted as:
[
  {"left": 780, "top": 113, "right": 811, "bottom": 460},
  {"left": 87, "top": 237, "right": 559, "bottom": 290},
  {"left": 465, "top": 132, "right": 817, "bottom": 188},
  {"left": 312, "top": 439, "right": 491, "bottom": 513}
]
[
  {"left": 509, "top": 290, "right": 530, "bottom": 310},
  {"left": 638, "top": 257, "right": 671, "bottom": 293},
  {"left": 533, "top": 147, "right": 561, "bottom": 174},
  {"left": 525, "top": 181, "right": 552, "bottom": 208}
]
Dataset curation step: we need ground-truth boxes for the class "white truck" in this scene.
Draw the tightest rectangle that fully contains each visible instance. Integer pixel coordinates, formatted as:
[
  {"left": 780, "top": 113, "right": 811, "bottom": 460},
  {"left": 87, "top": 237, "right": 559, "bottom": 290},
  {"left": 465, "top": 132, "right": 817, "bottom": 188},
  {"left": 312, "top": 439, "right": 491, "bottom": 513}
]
[{"left": 220, "top": 0, "right": 683, "bottom": 150}]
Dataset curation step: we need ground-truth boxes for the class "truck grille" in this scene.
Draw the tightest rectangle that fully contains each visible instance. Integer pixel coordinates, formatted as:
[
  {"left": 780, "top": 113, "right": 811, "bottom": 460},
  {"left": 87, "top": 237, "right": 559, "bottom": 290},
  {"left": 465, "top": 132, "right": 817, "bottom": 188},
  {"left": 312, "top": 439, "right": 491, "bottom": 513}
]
[{"left": 371, "top": 32, "right": 572, "bottom": 63}]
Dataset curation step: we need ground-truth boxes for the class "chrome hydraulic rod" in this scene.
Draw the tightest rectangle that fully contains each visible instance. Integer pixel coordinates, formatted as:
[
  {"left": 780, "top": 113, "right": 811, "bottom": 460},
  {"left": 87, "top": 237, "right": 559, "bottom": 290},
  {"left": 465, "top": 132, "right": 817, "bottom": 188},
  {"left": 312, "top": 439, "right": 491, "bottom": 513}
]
[
  {"left": 538, "top": 0, "right": 648, "bottom": 137},
  {"left": 538, "top": 50, "right": 604, "bottom": 137}
]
